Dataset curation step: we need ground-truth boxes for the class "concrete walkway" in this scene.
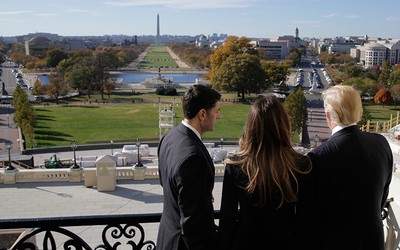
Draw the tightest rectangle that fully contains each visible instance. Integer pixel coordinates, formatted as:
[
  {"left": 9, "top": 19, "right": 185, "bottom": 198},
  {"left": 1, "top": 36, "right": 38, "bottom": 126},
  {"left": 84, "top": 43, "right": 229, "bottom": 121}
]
[
  {"left": 0, "top": 105, "right": 21, "bottom": 156},
  {"left": 0, "top": 175, "right": 224, "bottom": 248}
]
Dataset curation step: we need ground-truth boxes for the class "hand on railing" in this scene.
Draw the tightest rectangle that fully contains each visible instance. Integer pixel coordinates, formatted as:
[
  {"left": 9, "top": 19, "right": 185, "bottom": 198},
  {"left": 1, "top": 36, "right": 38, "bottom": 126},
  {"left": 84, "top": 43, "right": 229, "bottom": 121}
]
[{"left": 382, "top": 197, "right": 394, "bottom": 220}]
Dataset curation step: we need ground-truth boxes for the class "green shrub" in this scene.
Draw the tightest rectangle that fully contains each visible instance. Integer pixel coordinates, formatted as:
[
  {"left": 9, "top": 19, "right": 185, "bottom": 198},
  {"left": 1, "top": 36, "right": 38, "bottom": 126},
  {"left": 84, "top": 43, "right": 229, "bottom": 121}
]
[{"left": 156, "top": 87, "right": 177, "bottom": 96}]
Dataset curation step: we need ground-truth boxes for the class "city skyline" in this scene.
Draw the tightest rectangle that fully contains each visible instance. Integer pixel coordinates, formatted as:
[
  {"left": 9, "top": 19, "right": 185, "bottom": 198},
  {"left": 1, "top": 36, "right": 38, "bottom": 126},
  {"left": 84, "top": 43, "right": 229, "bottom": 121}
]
[{"left": 1, "top": 0, "right": 400, "bottom": 39}]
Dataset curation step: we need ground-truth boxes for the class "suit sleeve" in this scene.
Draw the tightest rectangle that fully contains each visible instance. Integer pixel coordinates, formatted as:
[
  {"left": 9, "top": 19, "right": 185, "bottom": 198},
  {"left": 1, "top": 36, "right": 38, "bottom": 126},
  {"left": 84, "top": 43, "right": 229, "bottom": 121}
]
[
  {"left": 176, "top": 153, "right": 216, "bottom": 250},
  {"left": 381, "top": 141, "right": 393, "bottom": 211},
  {"left": 218, "top": 164, "right": 239, "bottom": 250}
]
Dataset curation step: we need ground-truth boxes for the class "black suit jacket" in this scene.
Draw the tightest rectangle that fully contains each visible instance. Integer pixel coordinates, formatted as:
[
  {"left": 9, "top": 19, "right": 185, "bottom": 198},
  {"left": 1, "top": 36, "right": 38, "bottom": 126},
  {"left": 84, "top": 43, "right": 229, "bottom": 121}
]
[
  {"left": 157, "top": 123, "right": 217, "bottom": 250},
  {"left": 308, "top": 126, "right": 393, "bottom": 250},
  {"left": 218, "top": 155, "right": 314, "bottom": 250}
]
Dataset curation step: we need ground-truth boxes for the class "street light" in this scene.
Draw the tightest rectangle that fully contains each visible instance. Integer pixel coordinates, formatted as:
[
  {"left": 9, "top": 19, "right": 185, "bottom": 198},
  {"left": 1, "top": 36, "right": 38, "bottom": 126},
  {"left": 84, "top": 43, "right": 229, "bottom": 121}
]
[
  {"left": 110, "top": 140, "right": 114, "bottom": 155},
  {"left": 70, "top": 140, "right": 80, "bottom": 169},
  {"left": 135, "top": 138, "right": 144, "bottom": 168},
  {"left": 5, "top": 141, "right": 15, "bottom": 171},
  {"left": 312, "top": 135, "right": 321, "bottom": 148}
]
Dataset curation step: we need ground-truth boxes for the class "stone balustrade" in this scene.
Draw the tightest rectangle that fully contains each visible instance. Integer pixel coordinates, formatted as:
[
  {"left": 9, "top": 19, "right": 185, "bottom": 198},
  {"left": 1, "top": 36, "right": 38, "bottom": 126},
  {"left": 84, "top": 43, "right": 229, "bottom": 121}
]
[{"left": 0, "top": 164, "right": 226, "bottom": 185}]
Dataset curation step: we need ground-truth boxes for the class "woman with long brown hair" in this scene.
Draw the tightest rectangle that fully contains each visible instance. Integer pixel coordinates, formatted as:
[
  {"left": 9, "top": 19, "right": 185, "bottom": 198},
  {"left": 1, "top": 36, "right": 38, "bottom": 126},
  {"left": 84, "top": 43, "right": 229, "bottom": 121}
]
[{"left": 218, "top": 96, "right": 313, "bottom": 250}]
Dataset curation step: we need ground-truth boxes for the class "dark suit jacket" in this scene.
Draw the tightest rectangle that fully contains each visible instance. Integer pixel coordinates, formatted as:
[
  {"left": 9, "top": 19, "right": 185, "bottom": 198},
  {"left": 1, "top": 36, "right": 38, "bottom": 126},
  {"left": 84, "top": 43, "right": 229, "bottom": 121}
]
[
  {"left": 218, "top": 155, "right": 314, "bottom": 250},
  {"left": 157, "top": 123, "right": 217, "bottom": 250},
  {"left": 308, "top": 125, "right": 393, "bottom": 250}
]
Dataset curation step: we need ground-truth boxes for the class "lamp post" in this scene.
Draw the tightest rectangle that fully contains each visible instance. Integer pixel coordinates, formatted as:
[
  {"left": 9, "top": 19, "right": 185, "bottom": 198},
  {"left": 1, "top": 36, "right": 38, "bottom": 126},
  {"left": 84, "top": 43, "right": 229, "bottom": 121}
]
[
  {"left": 135, "top": 138, "right": 144, "bottom": 168},
  {"left": 110, "top": 140, "right": 114, "bottom": 155},
  {"left": 5, "top": 141, "right": 15, "bottom": 171},
  {"left": 70, "top": 140, "right": 79, "bottom": 169},
  {"left": 312, "top": 134, "right": 320, "bottom": 148},
  {"left": 220, "top": 137, "right": 224, "bottom": 149}
]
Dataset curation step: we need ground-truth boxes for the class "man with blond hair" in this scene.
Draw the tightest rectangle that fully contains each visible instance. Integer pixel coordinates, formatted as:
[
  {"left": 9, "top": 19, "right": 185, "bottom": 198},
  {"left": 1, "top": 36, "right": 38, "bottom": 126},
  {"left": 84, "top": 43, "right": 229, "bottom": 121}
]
[{"left": 308, "top": 85, "right": 393, "bottom": 250}]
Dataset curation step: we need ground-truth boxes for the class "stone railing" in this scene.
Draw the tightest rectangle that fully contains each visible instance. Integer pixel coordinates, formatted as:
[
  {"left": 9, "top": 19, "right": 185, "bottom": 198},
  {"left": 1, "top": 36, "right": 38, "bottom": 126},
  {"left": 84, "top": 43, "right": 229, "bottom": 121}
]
[{"left": 0, "top": 164, "right": 226, "bottom": 185}]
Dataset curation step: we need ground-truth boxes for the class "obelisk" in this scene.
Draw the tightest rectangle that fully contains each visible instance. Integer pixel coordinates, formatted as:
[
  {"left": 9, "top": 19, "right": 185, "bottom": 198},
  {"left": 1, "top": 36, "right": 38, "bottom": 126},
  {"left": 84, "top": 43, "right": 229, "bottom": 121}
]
[{"left": 156, "top": 14, "right": 160, "bottom": 45}]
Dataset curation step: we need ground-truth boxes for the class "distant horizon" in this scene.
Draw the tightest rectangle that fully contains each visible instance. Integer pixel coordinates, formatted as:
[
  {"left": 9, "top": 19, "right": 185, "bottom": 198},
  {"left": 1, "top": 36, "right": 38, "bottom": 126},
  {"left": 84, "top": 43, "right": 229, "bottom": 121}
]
[
  {"left": 1, "top": 0, "right": 399, "bottom": 39},
  {"left": 2, "top": 31, "right": 396, "bottom": 41}
]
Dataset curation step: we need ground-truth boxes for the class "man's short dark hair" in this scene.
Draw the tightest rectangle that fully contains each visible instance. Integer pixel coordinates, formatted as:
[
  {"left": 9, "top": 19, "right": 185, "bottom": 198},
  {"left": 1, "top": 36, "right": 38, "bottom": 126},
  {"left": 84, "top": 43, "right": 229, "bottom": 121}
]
[{"left": 182, "top": 85, "right": 221, "bottom": 119}]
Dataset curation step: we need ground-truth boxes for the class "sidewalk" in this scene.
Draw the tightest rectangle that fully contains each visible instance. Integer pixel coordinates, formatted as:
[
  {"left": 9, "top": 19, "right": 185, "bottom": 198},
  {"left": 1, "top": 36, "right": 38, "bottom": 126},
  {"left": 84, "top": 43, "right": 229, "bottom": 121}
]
[
  {"left": 0, "top": 176, "right": 224, "bottom": 247},
  {"left": 0, "top": 105, "right": 21, "bottom": 157}
]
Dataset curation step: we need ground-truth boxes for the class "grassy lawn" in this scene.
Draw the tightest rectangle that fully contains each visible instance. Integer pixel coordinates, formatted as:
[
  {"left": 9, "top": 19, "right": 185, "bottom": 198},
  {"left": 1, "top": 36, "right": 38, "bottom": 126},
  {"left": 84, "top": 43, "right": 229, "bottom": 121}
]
[
  {"left": 32, "top": 94, "right": 251, "bottom": 148},
  {"left": 138, "top": 45, "right": 178, "bottom": 68},
  {"left": 364, "top": 102, "right": 400, "bottom": 123},
  {"left": 31, "top": 91, "right": 400, "bottom": 148}
]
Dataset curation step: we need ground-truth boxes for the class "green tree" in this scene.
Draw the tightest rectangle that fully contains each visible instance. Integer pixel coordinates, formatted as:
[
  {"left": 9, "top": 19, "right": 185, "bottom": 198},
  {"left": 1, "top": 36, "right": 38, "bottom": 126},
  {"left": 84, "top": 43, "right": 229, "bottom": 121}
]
[
  {"left": 62, "top": 50, "right": 95, "bottom": 98},
  {"left": 285, "top": 47, "right": 305, "bottom": 66},
  {"left": 212, "top": 53, "right": 266, "bottom": 101},
  {"left": 284, "top": 88, "right": 308, "bottom": 135},
  {"left": 388, "top": 68, "right": 400, "bottom": 86},
  {"left": 45, "top": 48, "right": 69, "bottom": 68},
  {"left": 93, "top": 47, "right": 119, "bottom": 99},
  {"left": 344, "top": 62, "right": 363, "bottom": 78},
  {"left": 358, "top": 107, "right": 372, "bottom": 127},
  {"left": 363, "top": 65, "right": 380, "bottom": 80},
  {"left": 66, "top": 57, "right": 94, "bottom": 98},
  {"left": 378, "top": 60, "right": 391, "bottom": 87},
  {"left": 342, "top": 77, "right": 378, "bottom": 97}
]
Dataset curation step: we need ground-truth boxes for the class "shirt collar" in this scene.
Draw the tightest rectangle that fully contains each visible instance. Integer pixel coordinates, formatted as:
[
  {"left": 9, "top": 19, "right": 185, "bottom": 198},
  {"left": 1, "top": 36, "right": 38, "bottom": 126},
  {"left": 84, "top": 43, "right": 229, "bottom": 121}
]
[
  {"left": 332, "top": 123, "right": 357, "bottom": 135},
  {"left": 181, "top": 120, "right": 202, "bottom": 140}
]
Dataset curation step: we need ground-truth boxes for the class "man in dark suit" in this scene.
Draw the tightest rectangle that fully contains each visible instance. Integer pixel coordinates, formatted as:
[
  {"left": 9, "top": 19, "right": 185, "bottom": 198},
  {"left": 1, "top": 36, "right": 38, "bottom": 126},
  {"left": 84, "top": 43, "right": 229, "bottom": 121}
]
[
  {"left": 308, "top": 85, "right": 393, "bottom": 250},
  {"left": 157, "top": 84, "right": 221, "bottom": 250}
]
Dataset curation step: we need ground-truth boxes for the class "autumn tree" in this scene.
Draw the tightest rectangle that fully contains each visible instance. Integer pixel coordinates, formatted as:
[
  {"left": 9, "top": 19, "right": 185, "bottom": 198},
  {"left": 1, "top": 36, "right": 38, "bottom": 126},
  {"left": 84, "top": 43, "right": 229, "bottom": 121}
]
[
  {"left": 210, "top": 36, "right": 267, "bottom": 101},
  {"left": 284, "top": 88, "right": 308, "bottom": 135},
  {"left": 167, "top": 42, "right": 213, "bottom": 68},
  {"left": 390, "top": 84, "right": 400, "bottom": 107},
  {"left": 31, "top": 79, "right": 47, "bottom": 96},
  {"left": 374, "top": 87, "right": 392, "bottom": 107},
  {"left": 13, "top": 85, "right": 36, "bottom": 146},
  {"left": 104, "top": 80, "right": 116, "bottom": 98},
  {"left": 261, "top": 61, "right": 289, "bottom": 86},
  {"left": 47, "top": 73, "right": 70, "bottom": 104}
]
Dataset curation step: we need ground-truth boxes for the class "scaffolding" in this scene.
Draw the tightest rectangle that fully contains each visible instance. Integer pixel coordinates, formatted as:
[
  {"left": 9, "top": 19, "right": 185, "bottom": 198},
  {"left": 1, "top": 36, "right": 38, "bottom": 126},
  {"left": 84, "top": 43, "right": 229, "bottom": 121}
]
[{"left": 159, "top": 103, "right": 175, "bottom": 140}]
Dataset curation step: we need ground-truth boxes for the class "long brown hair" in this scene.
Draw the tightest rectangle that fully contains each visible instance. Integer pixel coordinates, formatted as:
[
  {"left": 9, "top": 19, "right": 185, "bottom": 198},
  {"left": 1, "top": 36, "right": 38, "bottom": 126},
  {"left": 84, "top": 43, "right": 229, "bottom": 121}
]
[{"left": 226, "top": 96, "right": 311, "bottom": 208}]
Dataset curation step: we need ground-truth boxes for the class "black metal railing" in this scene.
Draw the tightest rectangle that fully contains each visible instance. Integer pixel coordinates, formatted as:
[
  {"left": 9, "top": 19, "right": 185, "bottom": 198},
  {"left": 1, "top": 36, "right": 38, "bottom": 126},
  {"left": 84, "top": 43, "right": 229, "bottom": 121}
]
[
  {"left": 0, "top": 212, "right": 222, "bottom": 250},
  {"left": 0, "top": 213, "right": 161, "bottom": 250}
]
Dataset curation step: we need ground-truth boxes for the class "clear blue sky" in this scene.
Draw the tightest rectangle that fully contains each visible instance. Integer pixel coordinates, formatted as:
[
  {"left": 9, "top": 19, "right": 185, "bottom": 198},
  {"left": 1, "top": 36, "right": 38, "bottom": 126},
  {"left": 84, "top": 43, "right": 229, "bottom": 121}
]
[{"left": 1, "top": 0, "right": 399, "bottom": 39}]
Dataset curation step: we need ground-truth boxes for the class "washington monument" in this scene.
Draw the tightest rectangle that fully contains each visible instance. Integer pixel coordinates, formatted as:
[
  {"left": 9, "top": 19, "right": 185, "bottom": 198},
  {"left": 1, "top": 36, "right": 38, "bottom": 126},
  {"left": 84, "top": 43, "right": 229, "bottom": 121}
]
[{"left": 157, "top": 14, "right": 160, "bottom": 37}]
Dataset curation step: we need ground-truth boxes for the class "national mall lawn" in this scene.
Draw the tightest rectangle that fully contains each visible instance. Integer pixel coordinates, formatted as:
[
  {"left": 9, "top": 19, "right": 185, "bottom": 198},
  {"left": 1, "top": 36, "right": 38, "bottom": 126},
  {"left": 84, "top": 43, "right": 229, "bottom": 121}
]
[
  {"left": 32, "top": 91, "right": 400, "bottom": 148},
  {"left": 32, "top": 93, "right": 252, "bottom": 148}
]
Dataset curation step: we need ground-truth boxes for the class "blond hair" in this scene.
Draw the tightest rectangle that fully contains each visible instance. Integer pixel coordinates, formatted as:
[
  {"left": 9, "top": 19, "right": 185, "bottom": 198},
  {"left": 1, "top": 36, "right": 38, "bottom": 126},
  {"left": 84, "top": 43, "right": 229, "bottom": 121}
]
[
  {"left": 322, "top": 85, "right": 363, "bottom": 126},
  {"left": 226, "top": 96, "right": 311, "bottom": 208}
]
